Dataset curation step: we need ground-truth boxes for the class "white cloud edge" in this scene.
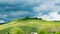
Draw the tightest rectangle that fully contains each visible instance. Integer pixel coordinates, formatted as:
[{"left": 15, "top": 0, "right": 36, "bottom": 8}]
[{"left": 0, "top": 20, "right": 5, "bottom": 23}]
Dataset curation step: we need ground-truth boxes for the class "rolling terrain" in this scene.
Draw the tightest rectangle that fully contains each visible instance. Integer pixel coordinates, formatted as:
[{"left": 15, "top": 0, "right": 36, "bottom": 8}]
[{"left": 0, "top": 19, "right": 60, "bottom": 34}]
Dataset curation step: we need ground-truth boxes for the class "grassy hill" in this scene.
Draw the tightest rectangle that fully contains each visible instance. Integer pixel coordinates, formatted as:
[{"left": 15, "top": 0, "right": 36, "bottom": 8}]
[{"left": 0, "top": 19, "right": 60, "bottom": 34}]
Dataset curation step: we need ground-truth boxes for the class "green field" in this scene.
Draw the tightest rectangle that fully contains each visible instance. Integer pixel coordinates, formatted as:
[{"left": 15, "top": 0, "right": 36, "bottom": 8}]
[{"left": 0, "top": 19, "right": 60, "bottom": 34}]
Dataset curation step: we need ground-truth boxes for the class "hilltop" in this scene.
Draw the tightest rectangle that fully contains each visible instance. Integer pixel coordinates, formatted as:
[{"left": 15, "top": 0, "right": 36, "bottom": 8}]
[{"left": 0, "top": 18, "right": 60, "bottom": 34}]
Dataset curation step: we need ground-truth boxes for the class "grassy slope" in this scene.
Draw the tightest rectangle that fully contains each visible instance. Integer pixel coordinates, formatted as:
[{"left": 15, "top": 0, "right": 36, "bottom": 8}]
[{"left": 0, "top": 19, "right": 60, "bottom": 34}]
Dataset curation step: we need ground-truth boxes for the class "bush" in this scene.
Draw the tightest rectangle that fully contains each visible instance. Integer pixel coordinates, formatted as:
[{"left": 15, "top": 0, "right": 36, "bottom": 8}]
[
  {"left": 9, "top": 27, "right": 24, "bottom": 34},
  {"left": 37, "top": 30, "right": 48, "bottom": 34}
]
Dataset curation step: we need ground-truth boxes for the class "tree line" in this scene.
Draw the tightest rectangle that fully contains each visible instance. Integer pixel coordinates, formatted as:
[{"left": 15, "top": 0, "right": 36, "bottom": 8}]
[{"left": 22, "top": 17, "right": 42, "bottom": 20}]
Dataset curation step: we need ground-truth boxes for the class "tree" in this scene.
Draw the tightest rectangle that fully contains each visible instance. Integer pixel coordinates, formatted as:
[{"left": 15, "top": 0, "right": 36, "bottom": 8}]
[
  {"left": 33, "top": 17, "right": 38, "bottom": 19},
  {"left": 23, "top": 17, "right": 29, "bottom": 20},
  {"left": 39, "top": 18, "right": 42, "bottom": 20}
]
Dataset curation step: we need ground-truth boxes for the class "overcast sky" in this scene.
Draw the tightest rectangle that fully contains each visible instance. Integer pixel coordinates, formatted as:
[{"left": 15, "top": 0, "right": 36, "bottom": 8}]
[{"left": 0, "top": 0, "right": 60, "bottom": 23}]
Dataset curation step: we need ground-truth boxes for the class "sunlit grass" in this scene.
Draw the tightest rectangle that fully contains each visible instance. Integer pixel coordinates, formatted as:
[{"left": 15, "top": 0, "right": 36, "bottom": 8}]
[{"left": 0, "top": 19, "right": 60, "bottom": 34}]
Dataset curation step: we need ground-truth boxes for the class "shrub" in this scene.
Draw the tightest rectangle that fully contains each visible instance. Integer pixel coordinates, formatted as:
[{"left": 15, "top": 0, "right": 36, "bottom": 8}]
[
  {"left": 37, "top": 30, "right": 48, "bottom": 34},
  {"left": 9, "top": 27, "right": 24, "bottom": 34}
]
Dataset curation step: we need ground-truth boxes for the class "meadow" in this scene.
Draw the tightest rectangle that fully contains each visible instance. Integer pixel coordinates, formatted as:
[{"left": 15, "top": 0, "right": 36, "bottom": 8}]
[{"left": 0, "top": 18, "right": 60, "bottom": 34}]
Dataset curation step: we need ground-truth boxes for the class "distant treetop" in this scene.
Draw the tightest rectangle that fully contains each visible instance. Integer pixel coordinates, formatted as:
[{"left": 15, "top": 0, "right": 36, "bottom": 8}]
[{"left": 22, "top": 16, "right": 42, "bottom": 20}]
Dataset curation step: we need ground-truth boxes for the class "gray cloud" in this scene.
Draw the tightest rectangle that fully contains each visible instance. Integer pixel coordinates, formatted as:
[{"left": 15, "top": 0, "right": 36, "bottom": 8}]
[{"left": 0, "top": 0, "right": 60, "bottom": 22}]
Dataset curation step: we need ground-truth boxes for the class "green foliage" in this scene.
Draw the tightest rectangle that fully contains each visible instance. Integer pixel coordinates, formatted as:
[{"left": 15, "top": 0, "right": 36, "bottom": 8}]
[
  {"left": 55, "top": 31, "right": 60, "bottom": 34},
  {"left": 50, "top": 31, "right": 56, "bottom": 34},
  {"left": 39, "top": 18, "right": 42, "bottom": 20},
  {"left": 49, "top": 31, "right": 56, "bottom": 34},
  {"left": 9, "top": 27, "right": 24, "bottom": 34},
  {"left": 23, "top": 17, "right": 29, "bottom": 20},
  {"left": 33, "top": 17, "right": 38, "bottom": 19},
  {"left": 37, "top": 30, "right": 48, "bottom": 34},
  {"left": 22, "top": 16, "right": 42, "bottom": 20}
]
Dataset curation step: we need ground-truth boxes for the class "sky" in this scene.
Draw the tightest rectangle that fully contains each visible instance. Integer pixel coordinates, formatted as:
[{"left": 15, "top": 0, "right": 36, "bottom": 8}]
[{"left": 0, "top": 0, "right": 60, "bottom": 23}]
